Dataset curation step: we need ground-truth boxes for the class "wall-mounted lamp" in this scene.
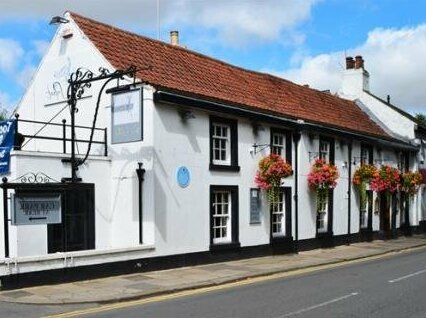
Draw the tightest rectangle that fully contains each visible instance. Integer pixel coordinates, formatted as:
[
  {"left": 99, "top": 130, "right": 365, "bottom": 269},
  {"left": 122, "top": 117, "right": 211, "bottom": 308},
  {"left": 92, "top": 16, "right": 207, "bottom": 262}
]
[
  {"left": 178, "top": 110, "right": 195, "bottom": 122},
  {"left": 49, "top": 16, "right": 70, "bottom": 25}
]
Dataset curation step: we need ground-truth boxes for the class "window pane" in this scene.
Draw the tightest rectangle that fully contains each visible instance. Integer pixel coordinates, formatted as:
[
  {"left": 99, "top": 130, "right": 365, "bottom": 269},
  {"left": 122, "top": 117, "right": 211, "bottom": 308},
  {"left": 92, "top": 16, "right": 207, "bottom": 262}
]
[
  {"left": 319, "top": 141, "right": 330, "bottom": 162},
  {"left": 212, "top": 123, "right": 231, "bottom": 164},
  {"left": 271, "top": 190, "right": 285, "bottom": 236},
  {"left": 212, "top": 191, "right": 232, "bottom": 243},
  {"left": 271, "top": 132, "right": 285, "bottom": 157},
  {"left": 317, "top": 191, "right": 328, "bottom": 232}
]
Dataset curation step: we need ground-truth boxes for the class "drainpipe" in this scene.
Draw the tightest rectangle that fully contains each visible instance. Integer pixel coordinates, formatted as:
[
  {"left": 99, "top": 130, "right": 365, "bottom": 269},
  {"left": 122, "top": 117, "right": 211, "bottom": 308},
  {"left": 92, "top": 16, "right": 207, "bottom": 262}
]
[
  {"left": 2, "top": 177, "right": 9, "bottom": 258},
  {"left": 136, "top": 162, "right": 146, "bottom": 244},
  {"left": 293, "top": 131, "right": 301, "bottom": 253},
  {"left": 347, "top": 141, "right": 353, "bottom": 245}
]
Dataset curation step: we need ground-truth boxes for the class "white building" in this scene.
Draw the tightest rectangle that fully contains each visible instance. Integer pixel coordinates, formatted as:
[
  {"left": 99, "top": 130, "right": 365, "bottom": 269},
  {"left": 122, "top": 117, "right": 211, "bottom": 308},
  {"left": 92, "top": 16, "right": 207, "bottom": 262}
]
[
  {"left": 338, "top": 55, "right": 426, "bottom": 233},
  {"left": 0, "top": 12, "right": 421, "bottom": 288}
]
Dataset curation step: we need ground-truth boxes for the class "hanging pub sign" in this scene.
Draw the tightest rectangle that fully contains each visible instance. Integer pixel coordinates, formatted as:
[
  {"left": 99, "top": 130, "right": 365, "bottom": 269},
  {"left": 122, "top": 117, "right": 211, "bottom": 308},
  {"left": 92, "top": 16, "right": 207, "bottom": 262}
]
[
  {"left": 111, "top": 89, "right": 143, "bottom": 144},
  {"left": 11, "top": 193, "right": 62, "bottom": 225},
  {"left": 0, "top": 120, "right": 16, "bottom": 175}
]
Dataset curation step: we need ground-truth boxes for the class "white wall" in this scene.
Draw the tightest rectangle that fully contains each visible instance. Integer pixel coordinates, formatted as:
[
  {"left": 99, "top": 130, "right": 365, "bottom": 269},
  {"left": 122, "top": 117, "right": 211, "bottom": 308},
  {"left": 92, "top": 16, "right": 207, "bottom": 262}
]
[
  {"left": 3, "top": 11, "right": 421, "bottom": 275},
  {"left": 4, "top": 151, "right": 111, "bottom": 257}
]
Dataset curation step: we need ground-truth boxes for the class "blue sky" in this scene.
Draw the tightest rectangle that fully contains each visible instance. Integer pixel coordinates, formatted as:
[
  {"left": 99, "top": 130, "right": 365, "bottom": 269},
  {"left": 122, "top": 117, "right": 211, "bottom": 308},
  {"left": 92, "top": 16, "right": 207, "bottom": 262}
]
[{"left": 0, "top": 0, "right": 425, "bottom": 114}]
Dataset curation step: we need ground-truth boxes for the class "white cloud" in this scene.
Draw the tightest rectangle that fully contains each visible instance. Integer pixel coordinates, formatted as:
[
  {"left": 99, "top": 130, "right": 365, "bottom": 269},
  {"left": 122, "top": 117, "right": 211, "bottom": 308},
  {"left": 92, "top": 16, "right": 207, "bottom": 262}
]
[
  {"left": 32, "top": 40, "right": 50, "bottom": 58},
  {"left": 15, "top": 64, "right": 36, "bottom": 89},
  {"left": 167, "top": 0, "right": 318, "bottom": 46},
  {"left": 0, "top": 91, "right": 15, "bottom": 113},
  {"left": 0, "top": 39, "right": 24, "bottom": 73},
  {"left": 274, "top": 24, "right": 426, "bottom": 113},
  {"left": 0, "top": 0, "right": 319, "bottom": 46}
]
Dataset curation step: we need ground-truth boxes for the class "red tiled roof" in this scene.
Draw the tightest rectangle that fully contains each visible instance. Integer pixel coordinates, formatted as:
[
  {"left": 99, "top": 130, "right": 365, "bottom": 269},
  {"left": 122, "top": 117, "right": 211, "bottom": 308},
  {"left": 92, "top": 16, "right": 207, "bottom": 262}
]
[{"left": 70, "top": 12, "right": 390, "bottom": 139}]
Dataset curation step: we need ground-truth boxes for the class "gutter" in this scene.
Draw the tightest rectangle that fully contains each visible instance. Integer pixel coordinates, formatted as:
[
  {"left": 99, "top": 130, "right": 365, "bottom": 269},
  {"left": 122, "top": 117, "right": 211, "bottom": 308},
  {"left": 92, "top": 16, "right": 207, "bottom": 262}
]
[{"left": 154, "top": 90, "right": 418, "bottom": 151}]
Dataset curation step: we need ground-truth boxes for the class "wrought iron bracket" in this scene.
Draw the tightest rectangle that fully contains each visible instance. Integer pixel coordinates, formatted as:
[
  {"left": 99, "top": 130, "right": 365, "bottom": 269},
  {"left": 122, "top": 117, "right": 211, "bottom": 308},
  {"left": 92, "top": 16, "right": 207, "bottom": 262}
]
[
  {"left": 4, "top": 172, "right": 61, "bottom": 184},
  {"left": 66, "top": 65, "right": 137, "bottom": 183},
  {"left": 251, "top": 143, "right": 271, "bottom": 155}
]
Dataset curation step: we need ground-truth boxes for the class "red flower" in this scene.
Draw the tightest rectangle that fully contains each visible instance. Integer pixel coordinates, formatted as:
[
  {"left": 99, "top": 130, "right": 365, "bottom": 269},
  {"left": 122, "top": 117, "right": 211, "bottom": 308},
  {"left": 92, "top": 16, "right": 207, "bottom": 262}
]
[
  {"left": 307, "top": 159, "right": 339, "bottom": 191},
  {"left": 255, "top": 154, "right": 293, "bottom": 190},
  {"left": 369, "top": 165, "right": 401, "bottom": 193},
  {"left": 401, "top": 171, "right": 423, "bottom": 195}
]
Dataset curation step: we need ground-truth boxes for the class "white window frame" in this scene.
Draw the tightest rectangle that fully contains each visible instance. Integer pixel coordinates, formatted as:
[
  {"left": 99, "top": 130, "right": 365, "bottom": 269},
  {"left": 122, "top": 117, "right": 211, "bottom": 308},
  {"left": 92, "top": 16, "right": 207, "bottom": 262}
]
[
  {"left": 374, "top": 197, "right": 380, "bottom": 215},
  {"left": 400, "top": 197, "right": 406, "bottom": 225},
  {"left": 271, "top": 190, "right": 286, "bottom": 237},
  {"left": 360, "top": 147, "right": 369, "bottom": 165},
  {"left": 212, "top": 123, "right": 231, "bottom": 165},
  {"left": 271, "top": 132, "right": 285, "bottom": 157},
  {"left": 212, "top": 190, "right": 232, "bottom": 244},
  {"left": 360, "top": 199, "right": 369, "bottom": 229},
  {"left": 317, "top": 191, "right": 328, "bottom": 233},
  {"left": 319, "top": 140, "right": 330, "bottom": 162}
]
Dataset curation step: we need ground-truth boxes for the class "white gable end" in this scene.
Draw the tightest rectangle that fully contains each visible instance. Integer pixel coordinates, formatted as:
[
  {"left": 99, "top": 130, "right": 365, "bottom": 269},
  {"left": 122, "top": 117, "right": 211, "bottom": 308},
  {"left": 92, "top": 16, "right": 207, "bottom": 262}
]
[{"left": 15, "top": 12, "right": 116, "bottom": 152}]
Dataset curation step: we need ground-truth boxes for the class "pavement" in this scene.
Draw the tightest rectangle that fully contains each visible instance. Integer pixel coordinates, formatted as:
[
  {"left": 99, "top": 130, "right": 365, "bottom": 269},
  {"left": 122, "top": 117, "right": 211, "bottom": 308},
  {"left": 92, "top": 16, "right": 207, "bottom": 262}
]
[{"left": 0, "top": 235, "right": 425, "bottom": 305}]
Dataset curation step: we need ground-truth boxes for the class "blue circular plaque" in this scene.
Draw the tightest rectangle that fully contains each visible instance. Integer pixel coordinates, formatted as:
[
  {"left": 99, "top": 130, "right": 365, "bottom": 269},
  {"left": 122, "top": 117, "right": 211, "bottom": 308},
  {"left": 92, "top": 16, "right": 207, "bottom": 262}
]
[{"left": 177, "top": 166, "right": 190, "bottom": 188}]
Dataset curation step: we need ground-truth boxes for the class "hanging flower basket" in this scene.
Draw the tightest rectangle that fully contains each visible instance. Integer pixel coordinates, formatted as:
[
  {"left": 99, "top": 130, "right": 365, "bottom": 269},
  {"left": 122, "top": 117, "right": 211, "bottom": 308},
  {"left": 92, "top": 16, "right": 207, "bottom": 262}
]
[
  {"left": 308, "top": 159, "right": 339, "bottom": 191},
  {"left": 401, "top": 171, "right": 423, "bottom": 195},
  {"left": 369, "top": 165, "right": 401, "bottom": 193},
  {"left": 307, "top": 159, "right": 339, "bottom": 211},
  {"left": 352, "top": 164, "right": 377, "bottom": 210},
  {"left": 255, "top": 153, "right": 293, "bottom": 202}
]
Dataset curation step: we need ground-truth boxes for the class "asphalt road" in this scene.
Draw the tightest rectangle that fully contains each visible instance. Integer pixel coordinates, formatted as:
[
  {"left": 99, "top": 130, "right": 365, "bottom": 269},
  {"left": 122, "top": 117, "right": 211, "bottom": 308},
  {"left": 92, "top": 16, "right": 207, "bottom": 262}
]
[
  {"left": 1, "top": 248, "right": 425, "bottom": 318},
  {"left": 83, "top": 248, "right": 426, "bottom": 318}
]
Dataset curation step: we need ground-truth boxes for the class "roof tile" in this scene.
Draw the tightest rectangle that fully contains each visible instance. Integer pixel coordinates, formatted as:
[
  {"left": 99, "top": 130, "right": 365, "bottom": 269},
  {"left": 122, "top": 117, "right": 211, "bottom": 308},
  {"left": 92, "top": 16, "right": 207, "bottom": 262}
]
[{"left": 71, "top": 12, "right": 389, "bottom": 139}]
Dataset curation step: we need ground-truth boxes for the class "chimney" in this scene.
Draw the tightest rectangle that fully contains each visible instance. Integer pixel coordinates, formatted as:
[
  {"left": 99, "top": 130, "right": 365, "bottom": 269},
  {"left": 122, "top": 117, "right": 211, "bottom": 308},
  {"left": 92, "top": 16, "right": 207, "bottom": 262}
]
[
  {"left": 170, "top": 31, "right": 179, "bottom": 46},
  {"left": 339, "top": 54, "right": 370, "bottom": 97},
  {"left": 345, "top": 56, "right": 355, "bottom": 69},
  {"left": 354, "top": 55, "right": 364, "bottom": 69}
]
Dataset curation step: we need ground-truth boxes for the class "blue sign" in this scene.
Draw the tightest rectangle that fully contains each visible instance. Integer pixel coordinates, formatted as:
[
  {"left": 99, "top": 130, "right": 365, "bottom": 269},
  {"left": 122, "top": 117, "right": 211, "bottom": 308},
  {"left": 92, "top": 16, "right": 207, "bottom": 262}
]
[
  {"left": 177, "top": 166, "right": 190, "bottom": 188},
  {"left": 0, "top": 120, "right": 16, "bottom": 175}
]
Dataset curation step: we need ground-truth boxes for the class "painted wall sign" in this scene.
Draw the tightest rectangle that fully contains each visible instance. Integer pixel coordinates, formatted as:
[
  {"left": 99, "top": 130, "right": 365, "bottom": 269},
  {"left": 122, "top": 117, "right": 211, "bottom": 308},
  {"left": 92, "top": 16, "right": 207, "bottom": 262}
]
[
  {"left": 44, "top": 57, "right": 72, "bottom": 103},
  {"left": 111, "top": 89, "right": 143, "bottom": 144},
  {"left": 177, "top": 166, "right": 190, "bottom": 188},
  {"left": 0, "top": 120, "right": 16, "bottom": 175},
  {"left": 250, "top": 188, "right": 261, "bottom": 224},
  {"left": 11, "top": 194, "right": 62, "bottom": 225}
]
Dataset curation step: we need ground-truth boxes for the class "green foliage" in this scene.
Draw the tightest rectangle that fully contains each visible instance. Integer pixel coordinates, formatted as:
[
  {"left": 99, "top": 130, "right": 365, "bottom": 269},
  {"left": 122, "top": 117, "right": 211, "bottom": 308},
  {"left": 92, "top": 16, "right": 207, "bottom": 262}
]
[
  {"left": 415, "top": 113, "right": 426, "bottom": 126},
  {"left": 0, "top": 108, "right": 8, "bottom": 121}
]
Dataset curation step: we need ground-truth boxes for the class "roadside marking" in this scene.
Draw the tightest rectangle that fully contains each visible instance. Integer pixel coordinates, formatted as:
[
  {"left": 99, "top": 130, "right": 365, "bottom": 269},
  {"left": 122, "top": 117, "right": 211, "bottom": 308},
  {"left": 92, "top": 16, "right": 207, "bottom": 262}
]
[
  {"left": 388, "top": 268, "right": 426, "bottom": 283},
  {"left": 276, "top": 292, "right": 359, "bottom": 317},
  {"left": 44, "top": 246, "right": 426, "bottom": 318}
]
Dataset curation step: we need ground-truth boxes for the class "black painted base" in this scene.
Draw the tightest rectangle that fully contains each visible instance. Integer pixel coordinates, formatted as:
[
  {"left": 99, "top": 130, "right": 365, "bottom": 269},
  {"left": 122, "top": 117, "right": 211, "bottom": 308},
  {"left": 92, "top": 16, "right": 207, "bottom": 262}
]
[
  {"left": 359, "top": 229, "right": 375, "bottom": 242},
  {"left": 418, "top": 221, "right": 426, "bottom": 233},
  {"left": 270, "top": 236, "right": 294, "bottom": 254},
  {"left": 0, "top": 228, "right": 419, "bottom": 290}
]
